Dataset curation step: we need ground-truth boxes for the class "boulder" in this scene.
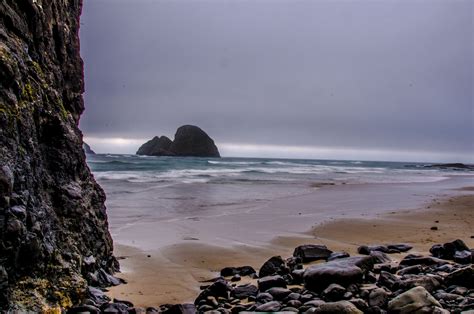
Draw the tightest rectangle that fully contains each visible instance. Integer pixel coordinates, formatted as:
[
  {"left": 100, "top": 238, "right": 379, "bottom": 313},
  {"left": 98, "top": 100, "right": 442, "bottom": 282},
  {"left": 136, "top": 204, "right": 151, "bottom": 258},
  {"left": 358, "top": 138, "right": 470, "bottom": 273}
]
[
  {"left": 322, "top": 284, "right": 346, "bottom": 301},
  {"left": 259, "top": 256, "right": 285, "bottom": 277},
  {"left": 255, "top": 301, "right": 281, "bottom": 312},
  {"left": 266, "top": 287, "right": 292, "bottom": 300},
  {"left": 258, "top": 275, "right": 287, "bottom": 292},
  {"left": 314, "top": 301, "right": 363, "bottom": 313},
  {"left": 387, "top": 286, "right": 441, "bottom": 313},
  {"left": 399, "top": 254, "right": 447, "bottom": 267},
  {"left": 303, "top": 257, "right": 374, "bottom": 291},
  {"left": 170, "top": 125, "right": 220, "bottom": 157},
  {"left": 233, "top": 284, "right": 258, "bottom": 299},
  {"left": 453, "top": 250, "right": 472, "bottom": 264},
  {"left": 445, "top": 265, "right": 474, "bottom": 288},
  {"left": 293, "top": 244, "right": 333, "bottom": 263}
]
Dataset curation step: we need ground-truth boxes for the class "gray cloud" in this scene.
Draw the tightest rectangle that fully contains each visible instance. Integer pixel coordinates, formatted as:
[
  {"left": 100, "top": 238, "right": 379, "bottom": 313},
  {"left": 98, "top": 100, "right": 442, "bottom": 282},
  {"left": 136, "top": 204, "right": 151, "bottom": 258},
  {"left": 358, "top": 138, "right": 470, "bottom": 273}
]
[{"left": 79, "top": 0, "right": 473, "bottom": 160}]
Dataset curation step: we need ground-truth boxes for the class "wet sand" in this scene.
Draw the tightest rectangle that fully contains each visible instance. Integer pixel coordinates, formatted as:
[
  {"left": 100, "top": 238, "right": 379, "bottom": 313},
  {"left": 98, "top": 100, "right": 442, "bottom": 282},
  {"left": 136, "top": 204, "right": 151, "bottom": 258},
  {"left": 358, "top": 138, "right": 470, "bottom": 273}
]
[{"left": 106, "top": 179, "right": 473, "bottom": 307}]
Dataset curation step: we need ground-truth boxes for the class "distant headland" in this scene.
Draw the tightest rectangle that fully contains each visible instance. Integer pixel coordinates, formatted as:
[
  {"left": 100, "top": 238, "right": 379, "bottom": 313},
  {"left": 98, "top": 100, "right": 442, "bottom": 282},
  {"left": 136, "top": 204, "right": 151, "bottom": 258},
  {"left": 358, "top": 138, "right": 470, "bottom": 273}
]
[{"left": 137, "top": 125, "right": 220, "bottom": 158}]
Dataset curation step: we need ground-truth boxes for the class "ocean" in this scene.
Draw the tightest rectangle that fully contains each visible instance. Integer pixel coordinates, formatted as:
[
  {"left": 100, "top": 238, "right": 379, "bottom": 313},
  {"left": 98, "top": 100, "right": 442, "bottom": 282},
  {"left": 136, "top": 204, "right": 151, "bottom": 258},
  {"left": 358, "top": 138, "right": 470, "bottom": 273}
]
[
  {"left": 87, "top": 154, "right": 469, "bottom": 186},
  {"left": 87, "top": 155, "right": 473, "bottom": 224}
]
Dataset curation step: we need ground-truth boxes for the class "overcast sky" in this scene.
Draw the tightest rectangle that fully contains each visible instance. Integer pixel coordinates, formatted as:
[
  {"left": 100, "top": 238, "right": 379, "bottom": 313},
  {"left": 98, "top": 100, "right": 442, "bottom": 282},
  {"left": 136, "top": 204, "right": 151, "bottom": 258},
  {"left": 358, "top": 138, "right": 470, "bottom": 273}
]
[{"left": 79, "top": 0, "right": 473, "bottom": 162}]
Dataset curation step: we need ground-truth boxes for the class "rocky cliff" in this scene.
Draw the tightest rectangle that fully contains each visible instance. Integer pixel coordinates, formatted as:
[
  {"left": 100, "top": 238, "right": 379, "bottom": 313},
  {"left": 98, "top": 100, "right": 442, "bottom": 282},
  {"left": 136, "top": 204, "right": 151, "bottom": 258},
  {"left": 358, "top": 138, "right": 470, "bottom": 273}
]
[
  {"left": 0, "top": 0, "right": 116, "bottom": 311},
  {"left": 137, "top": 125, "right": 221, "bottom": 158}
]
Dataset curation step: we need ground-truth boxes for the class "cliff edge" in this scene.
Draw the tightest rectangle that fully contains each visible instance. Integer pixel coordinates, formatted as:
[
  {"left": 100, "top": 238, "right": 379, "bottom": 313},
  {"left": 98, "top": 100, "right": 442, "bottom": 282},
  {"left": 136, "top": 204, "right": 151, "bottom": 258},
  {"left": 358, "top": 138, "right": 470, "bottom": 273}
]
[{"left": 0, "top": 0, "right": 116, "bottom": 311}]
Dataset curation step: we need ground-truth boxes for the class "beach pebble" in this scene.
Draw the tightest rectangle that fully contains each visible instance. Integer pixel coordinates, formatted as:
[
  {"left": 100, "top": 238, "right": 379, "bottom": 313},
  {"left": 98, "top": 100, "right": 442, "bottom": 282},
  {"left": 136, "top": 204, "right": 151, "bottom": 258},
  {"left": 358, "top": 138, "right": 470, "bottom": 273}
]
[
  {"left": 431, "top": 226, "right": 438, "bottom": 230},
  {"left": 293, "top": 244, "right": 333, "bottom": 263}
]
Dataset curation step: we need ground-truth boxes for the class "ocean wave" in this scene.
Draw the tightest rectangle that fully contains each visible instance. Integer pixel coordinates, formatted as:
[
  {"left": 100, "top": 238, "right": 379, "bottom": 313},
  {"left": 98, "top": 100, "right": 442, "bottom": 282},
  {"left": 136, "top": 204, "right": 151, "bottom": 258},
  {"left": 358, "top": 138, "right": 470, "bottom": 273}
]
[{"left": 207, "top": 160, "right": 262, "bottom": 165}]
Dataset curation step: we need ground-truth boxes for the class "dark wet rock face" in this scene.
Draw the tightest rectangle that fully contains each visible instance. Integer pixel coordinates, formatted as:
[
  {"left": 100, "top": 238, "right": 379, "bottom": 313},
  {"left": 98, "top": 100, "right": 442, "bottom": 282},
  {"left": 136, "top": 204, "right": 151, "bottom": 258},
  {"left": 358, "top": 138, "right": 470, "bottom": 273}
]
[
  {"left": 0, "top": 1, "right": 116, "bottom": 311},
  {"left": 137, "top": 125, "right": 220, "bottom": 157}
]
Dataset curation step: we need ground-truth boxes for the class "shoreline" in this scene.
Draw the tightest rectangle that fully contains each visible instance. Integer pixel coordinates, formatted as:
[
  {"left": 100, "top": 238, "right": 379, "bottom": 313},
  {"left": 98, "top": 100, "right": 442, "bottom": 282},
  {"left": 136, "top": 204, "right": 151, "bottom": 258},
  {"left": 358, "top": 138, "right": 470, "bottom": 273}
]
[{"left": 106, "top": 179, "right": 474, "bottom": 306}]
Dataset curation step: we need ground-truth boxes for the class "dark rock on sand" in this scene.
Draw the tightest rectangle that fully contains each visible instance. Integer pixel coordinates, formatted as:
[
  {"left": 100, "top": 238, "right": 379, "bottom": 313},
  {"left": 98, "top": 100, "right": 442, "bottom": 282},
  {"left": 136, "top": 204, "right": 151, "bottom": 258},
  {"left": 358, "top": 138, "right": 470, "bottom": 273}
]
[
  {"left": 195, "top": 279, "right": 232, "bottom": 304},
  {"left": 293, "top": 244, "right": 333, "bottom": 263},
  {"left": 161, "top": 303, "right": 196, "bottom": 314},
  {"left": 256, "top": 292, "right": 274, "bottom": 303},
  {"left": 259, "top": 256, "right": 286, "bottom": 277},
  {"left": 322, "top": 284, "right": 347, "bottom": 301},
  {"left": 387, "top": 286, "right": 441, "bottom": 313},
  {"left": 136, "top": 136, "right": 174, "bottom": 156},
  {"left": 220, "top": 266, "right": 256, "bottom": 277},
  {"left": 368, "top": 288, "right": 390, "bottom": 308},
  {"left": 328, "top": 252, "right": 350, "bottom": 261},
  {"left": 100, "top": 302, "right": 130, "bottom": 313},
  {"left": 255, "top": 301, "right": 281, "bottom": 312},
  {"left": 0, "top": 0, "right": 117, "bottom": 310},
  {"left": 387, "top": 244, "right": 413, "bottom": 252},
  {"left": 430, "top": 239, "right": 470, "bottom": 260},
  {"left": 445, "top": 265, "right": 474, "bottom": 288},
  {"left": 304, "top": 257, "right": 374, "bottom": 291},
  {"left": 258, "top": 275, "right": 287, "bottom": 292},
  {"left": 377, "top": 271, "right": 401, "bottom": 291},
  {"left": 233, "top": 284, "right": 258, "bottom": 299},
  {"left": 399, "top": 254, "right": 448, "bottom": 267},
  {"left": 314, "top": 300, "right": 363, "bottom": 313},
  {"left": 453, "top": 250, "right": 472, "bottom": 264},
  {"left": 83, "top": 142, "right": 96, "bottom": 155},
  {"left": 67, "top": 305, "right": 100, "bottom": 314},
  {"left": 266, "top": 287, "right": 292, "bottom": 300}
]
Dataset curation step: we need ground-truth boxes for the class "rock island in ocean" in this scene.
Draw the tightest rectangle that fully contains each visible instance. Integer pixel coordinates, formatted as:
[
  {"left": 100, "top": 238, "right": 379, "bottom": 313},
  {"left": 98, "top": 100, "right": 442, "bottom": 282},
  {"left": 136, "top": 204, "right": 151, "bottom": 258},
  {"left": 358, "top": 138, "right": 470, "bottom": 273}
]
[{"left": 137, "top": 125, "right": 220, "bottom": 158}]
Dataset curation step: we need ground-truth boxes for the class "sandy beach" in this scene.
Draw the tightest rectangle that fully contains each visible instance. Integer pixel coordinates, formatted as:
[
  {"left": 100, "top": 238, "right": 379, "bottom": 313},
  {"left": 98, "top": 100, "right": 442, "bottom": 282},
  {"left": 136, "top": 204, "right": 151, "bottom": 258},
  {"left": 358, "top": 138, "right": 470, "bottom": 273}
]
[{"left": 103, "top": 176, "right": 473, "bottom": 306}]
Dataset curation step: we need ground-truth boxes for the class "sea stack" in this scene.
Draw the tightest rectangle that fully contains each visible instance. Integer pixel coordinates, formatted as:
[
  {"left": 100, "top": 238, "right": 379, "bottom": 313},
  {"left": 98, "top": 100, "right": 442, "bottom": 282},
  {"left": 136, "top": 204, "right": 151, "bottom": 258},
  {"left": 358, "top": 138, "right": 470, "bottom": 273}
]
[{"left": 137, "top": 125, "right": 220, "bottom": 157}]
